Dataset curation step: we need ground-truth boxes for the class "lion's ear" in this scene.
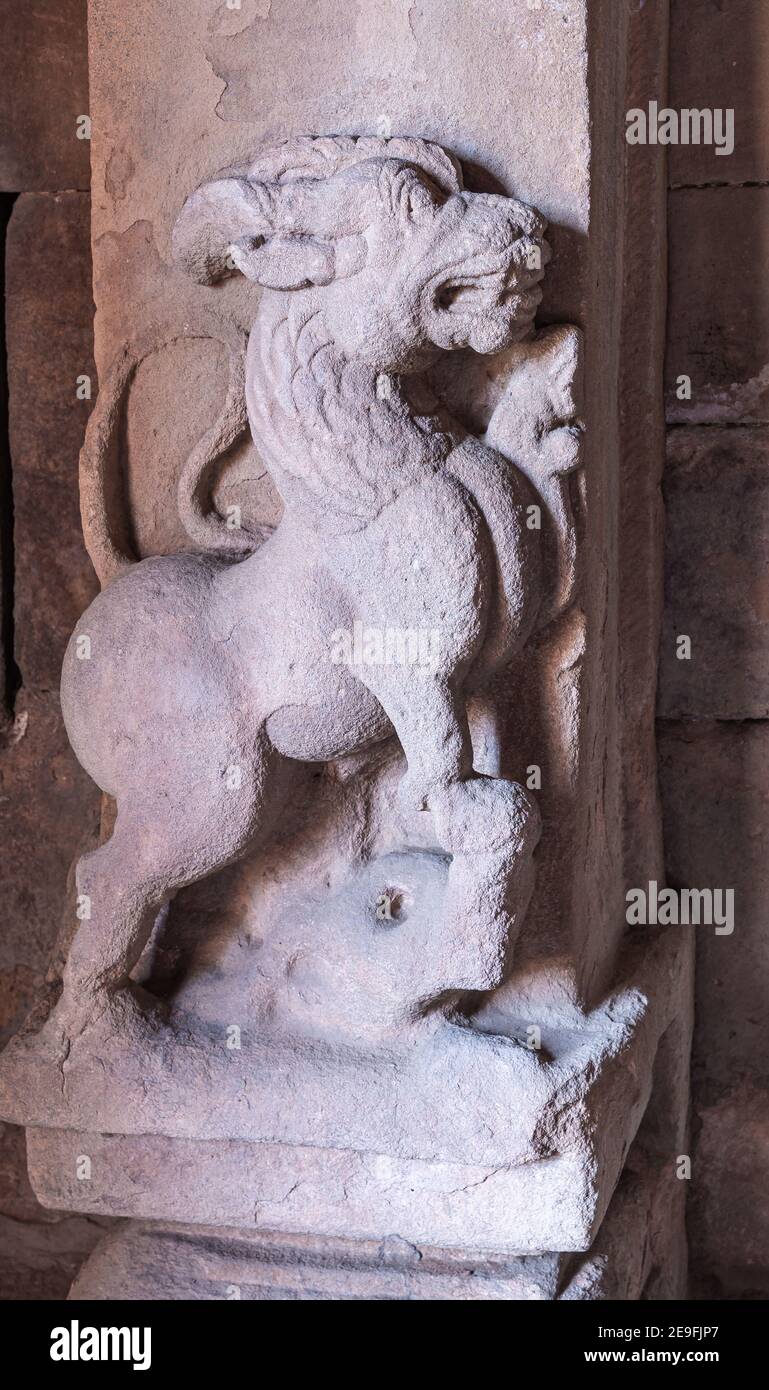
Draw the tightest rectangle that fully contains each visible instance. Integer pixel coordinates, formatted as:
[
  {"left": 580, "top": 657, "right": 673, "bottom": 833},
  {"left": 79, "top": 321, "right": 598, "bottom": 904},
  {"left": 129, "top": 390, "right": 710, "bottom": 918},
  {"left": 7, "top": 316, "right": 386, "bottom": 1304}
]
[
  {"left": 228, "top": 236, "right": 335, "bottom": 289},
  {"left": 173, "top": 174, "right": 367, "bottom": 290},
  {"left": 228, "top": 232, "right": 367, "bottom": 290},
  {"left": 172, "top": 178, "right": 274, "bottom": 284}
]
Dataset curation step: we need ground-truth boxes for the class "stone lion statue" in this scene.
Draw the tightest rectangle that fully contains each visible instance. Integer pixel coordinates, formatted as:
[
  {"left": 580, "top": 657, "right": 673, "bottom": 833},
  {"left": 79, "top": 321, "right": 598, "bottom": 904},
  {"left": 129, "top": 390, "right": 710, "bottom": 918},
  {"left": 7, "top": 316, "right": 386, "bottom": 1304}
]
[{"left": 54, "top": 136, "right": 582, "bottom": 1035}]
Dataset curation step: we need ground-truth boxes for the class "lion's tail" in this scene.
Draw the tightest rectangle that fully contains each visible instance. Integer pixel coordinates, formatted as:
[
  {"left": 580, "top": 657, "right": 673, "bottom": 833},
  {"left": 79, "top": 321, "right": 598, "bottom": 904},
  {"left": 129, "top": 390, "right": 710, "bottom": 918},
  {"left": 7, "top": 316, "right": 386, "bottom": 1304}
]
[{"left": 80, "top": 325, "right": 253, "bottom": 587}]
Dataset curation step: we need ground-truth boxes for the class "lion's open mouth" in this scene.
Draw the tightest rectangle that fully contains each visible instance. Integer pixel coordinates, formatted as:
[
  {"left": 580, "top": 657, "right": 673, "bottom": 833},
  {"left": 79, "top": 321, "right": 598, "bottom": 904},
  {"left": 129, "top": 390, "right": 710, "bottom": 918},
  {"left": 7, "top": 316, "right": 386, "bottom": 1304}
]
[
  {"left": 435, "top": 281, "right": 487, "bottom": 312},
  {"left": 435, "top": 263, "right": 542, "bottom": 316}
]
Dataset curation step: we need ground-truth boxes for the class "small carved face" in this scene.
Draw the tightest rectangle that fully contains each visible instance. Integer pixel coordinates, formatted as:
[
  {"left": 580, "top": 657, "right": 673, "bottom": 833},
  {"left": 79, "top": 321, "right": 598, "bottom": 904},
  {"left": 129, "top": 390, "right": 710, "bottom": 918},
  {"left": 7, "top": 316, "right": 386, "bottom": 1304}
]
[
  {"left": 313, "top": 165, "right": 550, "bottom": 372},
  {"left": 415, "top": 190, "right": 550, "bottom": 354}
]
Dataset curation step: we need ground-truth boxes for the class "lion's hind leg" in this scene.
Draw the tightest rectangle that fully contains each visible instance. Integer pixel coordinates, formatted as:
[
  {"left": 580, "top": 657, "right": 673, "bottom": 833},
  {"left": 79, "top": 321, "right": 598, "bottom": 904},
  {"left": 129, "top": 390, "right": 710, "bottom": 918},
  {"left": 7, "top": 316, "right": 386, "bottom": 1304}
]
[{"left": 56, "top": 739, "right": 289, "bottom": 1034}]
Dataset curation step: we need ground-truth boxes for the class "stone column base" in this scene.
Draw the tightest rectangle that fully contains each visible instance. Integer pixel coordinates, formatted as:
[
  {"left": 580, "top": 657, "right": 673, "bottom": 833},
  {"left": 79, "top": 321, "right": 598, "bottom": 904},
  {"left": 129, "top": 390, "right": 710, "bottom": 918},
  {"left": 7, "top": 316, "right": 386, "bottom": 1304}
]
[{"left": 69, "top": 1152, "right": 684, "bottom": 1302}]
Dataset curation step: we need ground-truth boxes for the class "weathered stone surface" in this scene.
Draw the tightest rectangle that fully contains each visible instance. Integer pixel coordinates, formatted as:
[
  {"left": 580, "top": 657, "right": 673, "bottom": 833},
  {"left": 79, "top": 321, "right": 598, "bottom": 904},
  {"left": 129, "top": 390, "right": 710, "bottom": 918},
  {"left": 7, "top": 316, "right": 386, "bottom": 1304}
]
[
  {"left": 559, "top": 1160, "right": 687, "bottom": 1302},
  {"left": 67, "top": 1152, "right": 685, "bottom": 1301},
  {"left": 18, "top": 929, "right": 690, "bottom": 1255},
  {"left": 1, "top": 192, "right": 101, "bottom": 1299},
  {"left": 66, "top": 1121, "right": 688, "bottom": 1300},
  {"left": 0, "top": 1209, "right": 106, "bottom": 1301},
  {"left": 30, "top": 140, "right": 587, "bottom": 1077},
  {"left": 6, "top": 192, "right": 98, "bottom": 691},
  {"left": 0, "top": 692, "right": 100, "bottom": 1042},
  {"left": 658, "top": 427, "right": 769, "bottom": 720},
  {"left": 665, "top": 187, "right": 769, "bottom": 424},
  {"left": 31, "top": 1131, "right": 607, "bottom": 1255},
  {"left": 69, "top": 1221, "right": 569, "bottom": 1301},
  {"left": 658, "top": 720, "right": 769, "bottom": 1102},
  {"left": 688, "top": 1081, "right": 769, "bottom": 1300},
  {"left": 660, "top": 0, "right": 769, "bottom": 1306},
  {"left": 618, "top": 0, "right": 669, "bottom": 892},
  {"left": 669, "top": 0, "right": 769, "bottom": 188},
  {"left": 659, "top": 712, "right": 769, "bottom": 1297},
  {"left": 78, "top": 0, "right": 640, "bottom": 1013},
  {"left": 0, "top": 1, "right": 90, "bottom": 192},
  {"left": 87, "top": 0, "right": 591, "bottom": 341},
  {"left": 0, "top": 0, "right": 689, "bottom": 1296},
  {"left": 0, "top": 1123, "right": 106, "bottom": 1301},
  {"left": 1, "top": 192, "right": 100, "bottom": 1037}
]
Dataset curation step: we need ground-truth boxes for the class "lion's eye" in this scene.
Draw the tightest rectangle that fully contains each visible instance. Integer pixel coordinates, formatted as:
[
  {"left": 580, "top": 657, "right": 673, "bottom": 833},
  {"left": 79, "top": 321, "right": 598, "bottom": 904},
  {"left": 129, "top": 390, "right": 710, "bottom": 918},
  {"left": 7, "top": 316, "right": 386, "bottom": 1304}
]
[{"left": 406, "top": 181, "right": 435, "bottom": 222}]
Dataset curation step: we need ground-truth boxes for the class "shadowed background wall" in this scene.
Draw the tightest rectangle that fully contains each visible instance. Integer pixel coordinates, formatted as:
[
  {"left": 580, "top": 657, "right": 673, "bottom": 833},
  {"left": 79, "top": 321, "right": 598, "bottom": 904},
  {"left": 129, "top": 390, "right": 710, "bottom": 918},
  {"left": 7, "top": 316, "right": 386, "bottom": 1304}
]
[{"left": 658, "top": 0, "right": 769, "bottom": 1301}]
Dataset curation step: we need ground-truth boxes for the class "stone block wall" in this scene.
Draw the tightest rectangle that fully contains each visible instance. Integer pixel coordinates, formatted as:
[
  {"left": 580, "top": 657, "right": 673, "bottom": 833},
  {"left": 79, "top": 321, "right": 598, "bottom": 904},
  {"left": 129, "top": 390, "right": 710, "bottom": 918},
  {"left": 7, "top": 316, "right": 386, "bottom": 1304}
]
[{"left": 659, "top": 0, "right": 769, "bottom": 1300}]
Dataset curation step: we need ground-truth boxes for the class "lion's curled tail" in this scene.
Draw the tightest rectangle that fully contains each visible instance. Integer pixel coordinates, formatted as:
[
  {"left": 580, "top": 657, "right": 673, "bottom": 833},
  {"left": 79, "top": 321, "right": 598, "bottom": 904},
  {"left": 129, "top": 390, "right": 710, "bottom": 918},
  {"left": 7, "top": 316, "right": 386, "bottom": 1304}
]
[{"left": 79, "top": 324, "right": 253, "bottom": 586}]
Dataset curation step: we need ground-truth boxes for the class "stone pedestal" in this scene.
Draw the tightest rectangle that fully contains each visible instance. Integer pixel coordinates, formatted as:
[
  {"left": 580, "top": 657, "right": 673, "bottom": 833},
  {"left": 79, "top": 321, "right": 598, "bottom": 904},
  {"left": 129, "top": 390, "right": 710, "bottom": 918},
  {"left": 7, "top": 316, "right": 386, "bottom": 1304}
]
[
  {"left": 7, "top": 926, "right": 689, "bottom": 1260},
  {"left": 67, "top": 1157, "right": 685, "bottom": 1302}
]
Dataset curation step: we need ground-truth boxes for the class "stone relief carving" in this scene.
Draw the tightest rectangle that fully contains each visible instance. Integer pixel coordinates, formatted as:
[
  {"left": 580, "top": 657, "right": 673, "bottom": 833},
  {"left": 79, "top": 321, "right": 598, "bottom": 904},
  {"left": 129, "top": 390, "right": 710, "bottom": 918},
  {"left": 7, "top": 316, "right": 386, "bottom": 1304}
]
[
  {"left": 0, "top": 140, "right": 693, "bottom": 1261},
  {"left": 1, "top": 138, "right": 603, "bottom": 1181},
  {"left": 51, "top": 136, "right": 583, "bottom": 1040}
]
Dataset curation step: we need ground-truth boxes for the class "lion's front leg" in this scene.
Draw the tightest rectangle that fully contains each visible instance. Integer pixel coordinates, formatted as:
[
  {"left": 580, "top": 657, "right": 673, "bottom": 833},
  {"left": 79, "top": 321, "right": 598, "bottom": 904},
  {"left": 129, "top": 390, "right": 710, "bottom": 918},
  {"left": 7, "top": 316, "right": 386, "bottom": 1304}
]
[
  {"left": 354, "top": 662, "right": 476, "bottom": 826},
  {"left": 377, "top": 676, "right": 474, "bottom": 814},
  {"left": 357, "top": 667, "right": 541, "bottom": 992},
  {"left": 429, "top": 776, "right": 541, "bottom": 990}
]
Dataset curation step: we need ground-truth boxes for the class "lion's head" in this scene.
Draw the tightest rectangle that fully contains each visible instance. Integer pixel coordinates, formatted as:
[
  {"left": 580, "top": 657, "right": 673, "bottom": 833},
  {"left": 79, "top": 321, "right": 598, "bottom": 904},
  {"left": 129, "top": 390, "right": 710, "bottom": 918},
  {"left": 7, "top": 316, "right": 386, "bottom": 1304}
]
[{"left": 173, "top": 136, "right": 550, "bottom": 374}]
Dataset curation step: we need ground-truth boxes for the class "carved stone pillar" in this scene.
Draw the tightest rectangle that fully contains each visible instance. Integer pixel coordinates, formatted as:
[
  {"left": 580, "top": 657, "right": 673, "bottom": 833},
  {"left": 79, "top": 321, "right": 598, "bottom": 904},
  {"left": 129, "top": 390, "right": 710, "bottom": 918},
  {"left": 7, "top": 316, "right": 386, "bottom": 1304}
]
[{"left": 0, "top": 0, "right": 692, "bottom": 1299}]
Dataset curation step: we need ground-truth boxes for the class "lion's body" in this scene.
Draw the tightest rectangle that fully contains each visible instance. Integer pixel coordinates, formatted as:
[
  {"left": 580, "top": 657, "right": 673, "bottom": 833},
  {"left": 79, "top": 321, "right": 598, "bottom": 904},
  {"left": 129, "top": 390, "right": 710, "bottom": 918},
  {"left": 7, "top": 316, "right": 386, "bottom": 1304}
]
[
  {"left": 53, "top": 136, "right": 577, "bottom": 1032},
  {"left": 62, "top": 435, "right": 541, "bottom": 793}
]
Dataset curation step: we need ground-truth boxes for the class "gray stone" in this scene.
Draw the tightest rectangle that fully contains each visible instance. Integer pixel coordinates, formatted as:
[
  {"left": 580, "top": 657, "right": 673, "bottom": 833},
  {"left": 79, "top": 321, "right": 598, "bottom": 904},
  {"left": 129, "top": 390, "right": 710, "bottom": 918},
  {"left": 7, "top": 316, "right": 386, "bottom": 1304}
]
[
  {"left": 16, "top": 929, "right": 690, "bottom": 1255},
  {"left": 66, "top": 1134, "right": 688, "bottom": 1300},
  {"left": 0, "top": 0, "right": 691, "bottom": 1294},
  {"left": 0, "top": 691, "right": 100, "bottom": 1041},
  {"left": 687, "top": 1081, "right": 769, "bottom": 1299},
  {"left": 669, "top": 0, "right": 769, "bottom": 188},
  {"left": 40, "top": 140, "right": 580, "bottom": 1051},
  {"left": 619, "top": 0, "right": 669, "bottom": 893},
  {"left": 6, "top": 193, "right": 98, "bottom": 692},
  {"left": 0, "top": 1208, "right": 106, "bottom": 1302},
  {"left": 0, "top": 1124, "right": 108, "bottom": 1301},
  {"left": 0, "top": 193, "right": 102, "bottom": 1301},
  {"left": 658, "top": 427, "right": 769, "bottom": 720},
  {"left": 69, "top": 1220, "right": 570, "bottom": 1301},
  {"left": 666, "top": 187, "right": 769, "bottom": 424},
  {"left": 659, "top": 720, "right": 769, "bottom": 1100}
]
